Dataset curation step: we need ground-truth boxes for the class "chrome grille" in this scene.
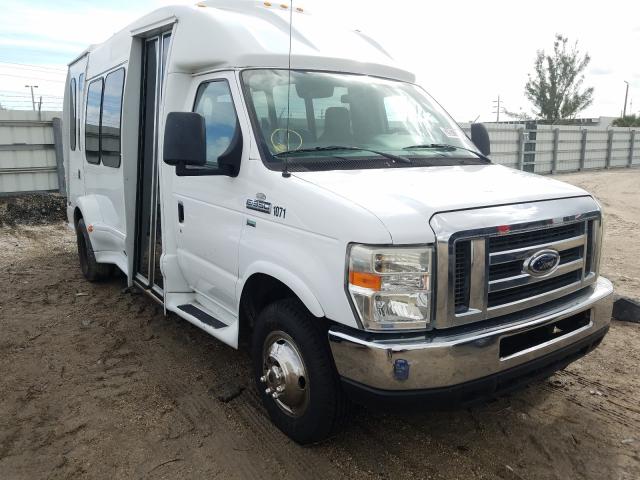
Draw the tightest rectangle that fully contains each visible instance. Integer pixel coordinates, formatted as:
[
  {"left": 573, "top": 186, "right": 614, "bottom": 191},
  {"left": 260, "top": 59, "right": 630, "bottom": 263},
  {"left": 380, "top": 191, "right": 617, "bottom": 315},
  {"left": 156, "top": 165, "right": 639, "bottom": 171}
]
[
  {"left": 432, "top": 197, "right": 602, "bottom": 329},
  {"left": 488, "top": 222, "right": 583, "bottom": 251},
  {"left": 454, "top": 241, "right": 471, "bottom": 313}
]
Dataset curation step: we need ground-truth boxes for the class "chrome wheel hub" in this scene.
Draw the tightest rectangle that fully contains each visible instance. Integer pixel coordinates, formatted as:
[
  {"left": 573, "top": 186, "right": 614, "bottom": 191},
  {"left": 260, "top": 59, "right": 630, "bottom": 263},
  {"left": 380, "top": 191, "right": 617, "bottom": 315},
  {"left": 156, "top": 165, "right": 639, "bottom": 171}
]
[{"left": 260, "top": 331, "right": 309, "bottom": 417}]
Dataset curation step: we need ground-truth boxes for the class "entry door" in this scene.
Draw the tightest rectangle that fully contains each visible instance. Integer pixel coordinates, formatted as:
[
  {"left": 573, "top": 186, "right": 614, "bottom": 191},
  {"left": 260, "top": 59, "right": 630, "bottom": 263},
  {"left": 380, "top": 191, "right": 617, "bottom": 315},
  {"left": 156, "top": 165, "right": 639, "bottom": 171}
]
[
  {"left": 67, "top": 57, "right": 87, "bottom": 201},
  {"left": 134, "top": 32, "right": 171, "bottom": 294},
  {"left": 172, "top": 72, "right": 246, "bottom": 318}
]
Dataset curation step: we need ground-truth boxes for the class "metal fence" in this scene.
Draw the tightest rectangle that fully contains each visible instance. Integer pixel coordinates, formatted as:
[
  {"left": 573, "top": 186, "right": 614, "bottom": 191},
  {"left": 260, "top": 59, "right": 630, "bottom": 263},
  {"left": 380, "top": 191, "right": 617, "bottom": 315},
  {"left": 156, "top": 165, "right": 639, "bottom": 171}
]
[
  {"left": 0, "top": 110, "right": 64, "bottom": 195},
  {"left": 1, "top": 113, "right": 639, "bottom": 196},
  {"left": 462, "top": 123, "right": 640, "bottom": 173}
]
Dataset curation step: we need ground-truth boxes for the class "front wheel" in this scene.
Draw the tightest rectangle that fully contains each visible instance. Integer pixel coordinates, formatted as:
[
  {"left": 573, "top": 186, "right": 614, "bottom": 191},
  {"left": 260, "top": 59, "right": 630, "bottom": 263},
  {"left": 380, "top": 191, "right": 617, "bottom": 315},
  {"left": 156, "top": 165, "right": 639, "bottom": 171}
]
[{"left": 251, "top": 298, "right": 351, "bottom": 444}]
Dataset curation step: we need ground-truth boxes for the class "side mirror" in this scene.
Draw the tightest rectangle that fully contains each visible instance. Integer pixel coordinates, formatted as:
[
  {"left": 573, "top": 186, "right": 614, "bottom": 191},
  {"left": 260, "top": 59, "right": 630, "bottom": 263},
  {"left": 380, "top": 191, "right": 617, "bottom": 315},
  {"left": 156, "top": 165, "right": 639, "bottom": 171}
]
[
  {"left": 216, "top": 119, "right": 243, "bottom": 178},
  {"left": 163, "top": 112, "right": 206, "bottom": 167},
  {"left": 470, "top": 123, "right": 491, "bottom": 156}
]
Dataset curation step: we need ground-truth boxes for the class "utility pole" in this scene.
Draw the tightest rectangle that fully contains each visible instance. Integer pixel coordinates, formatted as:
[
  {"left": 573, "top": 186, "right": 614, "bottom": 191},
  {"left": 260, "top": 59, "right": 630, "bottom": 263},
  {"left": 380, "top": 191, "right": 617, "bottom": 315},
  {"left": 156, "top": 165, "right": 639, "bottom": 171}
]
[
  {"left": 24, "top": 84, "right": 38, "bottom": 111},
  {"left": 623, "top": 80, "right": 629, "bottom": 118},
  {"left": 492, "top": 95, "right": 501, "bottom": 123}
]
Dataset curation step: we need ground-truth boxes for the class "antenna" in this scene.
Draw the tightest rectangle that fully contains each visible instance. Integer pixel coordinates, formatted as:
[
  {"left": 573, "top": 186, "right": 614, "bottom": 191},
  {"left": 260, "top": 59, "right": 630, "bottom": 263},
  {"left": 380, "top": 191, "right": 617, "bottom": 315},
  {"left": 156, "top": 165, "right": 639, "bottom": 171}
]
[{"left": 282, "top": 0, "right": 293, "bottom": 178}]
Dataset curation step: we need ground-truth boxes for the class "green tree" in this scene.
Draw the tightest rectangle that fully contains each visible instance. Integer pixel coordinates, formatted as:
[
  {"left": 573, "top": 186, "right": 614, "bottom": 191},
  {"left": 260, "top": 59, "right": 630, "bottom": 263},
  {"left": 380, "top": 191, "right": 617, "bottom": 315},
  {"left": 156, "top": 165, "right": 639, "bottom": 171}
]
[
  {"left": 524, "top": 34, "right": 594, "bottom": 122},
  {"left": 612, "top": 115, "right": 640, "bottom": 127}
]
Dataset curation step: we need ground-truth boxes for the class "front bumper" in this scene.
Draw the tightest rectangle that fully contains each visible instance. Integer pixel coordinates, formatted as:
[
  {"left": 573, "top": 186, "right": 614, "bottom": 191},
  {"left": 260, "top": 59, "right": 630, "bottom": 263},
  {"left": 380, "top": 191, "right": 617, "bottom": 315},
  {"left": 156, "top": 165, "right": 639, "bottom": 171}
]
[{"left": 328, "top": 277, "right": 613, "bottom": 396}]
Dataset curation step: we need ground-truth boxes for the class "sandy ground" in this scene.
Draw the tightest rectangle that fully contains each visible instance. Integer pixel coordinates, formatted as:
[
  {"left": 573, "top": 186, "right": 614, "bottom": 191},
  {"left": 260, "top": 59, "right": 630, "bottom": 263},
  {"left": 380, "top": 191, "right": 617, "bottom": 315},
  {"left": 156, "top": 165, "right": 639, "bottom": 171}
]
[
  {"left": 0, "top": 169, "right": 639, "bottom": 480},
  {"left": 553, "top": 170, "right": 640, "bottom": 301}
]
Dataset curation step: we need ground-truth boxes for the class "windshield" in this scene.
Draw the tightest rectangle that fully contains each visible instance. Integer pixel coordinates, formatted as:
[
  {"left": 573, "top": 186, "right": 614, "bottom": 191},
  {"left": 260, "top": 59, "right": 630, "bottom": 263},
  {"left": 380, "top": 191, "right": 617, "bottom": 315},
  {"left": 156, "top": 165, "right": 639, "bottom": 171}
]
[{"left": 241, "top": 69, "right": 481, "bottom": 171}]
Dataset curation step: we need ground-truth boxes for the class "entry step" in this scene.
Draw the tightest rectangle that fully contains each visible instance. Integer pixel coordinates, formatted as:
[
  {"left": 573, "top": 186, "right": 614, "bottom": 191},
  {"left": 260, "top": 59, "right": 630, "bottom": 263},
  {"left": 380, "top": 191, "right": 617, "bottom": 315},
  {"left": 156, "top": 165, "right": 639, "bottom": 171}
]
[{"left": 178, "top": 304, "right": 228, "bottom": 329}]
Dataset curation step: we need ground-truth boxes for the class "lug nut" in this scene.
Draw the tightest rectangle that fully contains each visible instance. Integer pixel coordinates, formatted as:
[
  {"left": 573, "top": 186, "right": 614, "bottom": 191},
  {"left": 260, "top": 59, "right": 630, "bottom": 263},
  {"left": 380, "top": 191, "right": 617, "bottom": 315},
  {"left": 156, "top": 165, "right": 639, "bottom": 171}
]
[
  {"left": 265, "top": 387, "right": 272, "bottom": 394},
  {"left": 276, "top": 385, "right": 285, "bottom": 392},
  {"left": 259, "top": 375, "right": 267, "bottom": 383},
  {"left": 272, "top": 392, "right": 280, "bottom": 399}
]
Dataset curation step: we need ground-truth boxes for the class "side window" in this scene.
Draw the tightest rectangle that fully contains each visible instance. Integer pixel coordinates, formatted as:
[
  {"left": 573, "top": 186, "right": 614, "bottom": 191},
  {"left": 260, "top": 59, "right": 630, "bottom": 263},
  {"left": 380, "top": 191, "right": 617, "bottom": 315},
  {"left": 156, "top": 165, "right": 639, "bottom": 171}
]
[
  {"left": 69, "top": 78, "right": 77, "bottom": 151},
  {"left": 101, "top": 68, "right": 125, "bottom": 168},
  {"left": 85, "top": 78, "right": 103, "bottom": 165},
  {"left": 78, "top": 73, "right": 84, "bottom": 151},
  {"left": 251, "top": 90, "right": 270, "bottom": 130},
  {"left": 193, "top": 80, "right": 239, "bottom": 168}
]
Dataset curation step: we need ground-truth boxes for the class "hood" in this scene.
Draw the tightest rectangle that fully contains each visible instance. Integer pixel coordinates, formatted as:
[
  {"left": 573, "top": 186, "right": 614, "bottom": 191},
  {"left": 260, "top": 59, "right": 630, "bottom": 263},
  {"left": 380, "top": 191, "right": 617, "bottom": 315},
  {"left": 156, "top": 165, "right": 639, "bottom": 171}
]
[{"left": 293, "top": 164, "right": 590, "bottom": 244}]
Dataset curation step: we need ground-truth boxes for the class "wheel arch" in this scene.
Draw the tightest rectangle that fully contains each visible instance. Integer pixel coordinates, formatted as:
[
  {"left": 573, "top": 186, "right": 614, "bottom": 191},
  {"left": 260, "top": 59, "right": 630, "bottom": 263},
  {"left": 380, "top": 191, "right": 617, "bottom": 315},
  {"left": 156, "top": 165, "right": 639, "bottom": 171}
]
[{"left": 237, "top": 265, "right": 326, "bottom": 345}]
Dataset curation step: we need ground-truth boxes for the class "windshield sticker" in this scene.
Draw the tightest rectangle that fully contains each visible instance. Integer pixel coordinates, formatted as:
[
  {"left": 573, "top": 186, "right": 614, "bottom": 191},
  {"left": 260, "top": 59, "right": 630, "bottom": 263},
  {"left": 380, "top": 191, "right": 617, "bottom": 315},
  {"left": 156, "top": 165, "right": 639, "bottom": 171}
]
[{"left": 440, "top": 127, "right": 459, "bottom": 138}]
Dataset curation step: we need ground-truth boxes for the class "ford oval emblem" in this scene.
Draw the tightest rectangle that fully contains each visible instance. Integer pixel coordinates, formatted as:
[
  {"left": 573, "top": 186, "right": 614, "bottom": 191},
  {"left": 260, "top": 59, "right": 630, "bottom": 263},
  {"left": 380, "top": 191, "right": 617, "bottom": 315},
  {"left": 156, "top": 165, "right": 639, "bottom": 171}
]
[{"left": 524, "top": 249, "right": 561, "bottom": 277}]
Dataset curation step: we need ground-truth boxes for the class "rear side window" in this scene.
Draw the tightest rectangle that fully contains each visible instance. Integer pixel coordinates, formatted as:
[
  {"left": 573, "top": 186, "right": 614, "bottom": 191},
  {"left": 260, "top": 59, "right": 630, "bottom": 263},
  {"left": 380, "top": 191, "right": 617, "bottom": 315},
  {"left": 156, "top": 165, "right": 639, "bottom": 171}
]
[
  {"left": 69, "top": 78, "right": 77, "bottom": 151},
  {"left": 85, "top": 78, "right": 103, "bottom": 165},
  {"left": 193, "top": 80, "right": 239, "bottom": 168},
  {"left": 101, "top": 68, "right": 125, "bottom": 168}
]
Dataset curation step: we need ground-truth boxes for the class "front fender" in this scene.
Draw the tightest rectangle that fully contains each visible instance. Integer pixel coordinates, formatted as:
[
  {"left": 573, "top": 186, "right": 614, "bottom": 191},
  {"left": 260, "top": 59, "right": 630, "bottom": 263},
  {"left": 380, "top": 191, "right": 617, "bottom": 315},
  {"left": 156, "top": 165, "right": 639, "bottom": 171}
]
[{"left": 237, "top": 261, "right": 325, "bottom": 318}]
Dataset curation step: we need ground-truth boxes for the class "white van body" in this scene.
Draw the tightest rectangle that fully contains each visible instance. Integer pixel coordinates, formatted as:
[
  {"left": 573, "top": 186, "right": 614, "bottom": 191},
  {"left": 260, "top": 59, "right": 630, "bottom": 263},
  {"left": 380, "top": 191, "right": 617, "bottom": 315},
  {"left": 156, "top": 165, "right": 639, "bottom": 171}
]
[{"left": 63, "top": 0, "right": 613, "bottom": 443}]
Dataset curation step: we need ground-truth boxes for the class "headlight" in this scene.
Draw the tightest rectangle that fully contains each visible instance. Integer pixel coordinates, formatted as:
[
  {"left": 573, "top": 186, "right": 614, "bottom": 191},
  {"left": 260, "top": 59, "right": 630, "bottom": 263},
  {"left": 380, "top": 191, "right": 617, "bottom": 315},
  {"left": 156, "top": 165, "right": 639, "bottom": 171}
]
[{"left": 347, "top": 244, "right": 433, "bottom": 331}]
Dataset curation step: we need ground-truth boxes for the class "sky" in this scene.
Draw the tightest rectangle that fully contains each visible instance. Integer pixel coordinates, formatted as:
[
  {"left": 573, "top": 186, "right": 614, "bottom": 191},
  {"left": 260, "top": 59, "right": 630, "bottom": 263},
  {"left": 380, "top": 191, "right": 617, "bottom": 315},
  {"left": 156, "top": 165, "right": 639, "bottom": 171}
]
[{"left": 0, "top": 0, "right": 638, "bottom": 121}]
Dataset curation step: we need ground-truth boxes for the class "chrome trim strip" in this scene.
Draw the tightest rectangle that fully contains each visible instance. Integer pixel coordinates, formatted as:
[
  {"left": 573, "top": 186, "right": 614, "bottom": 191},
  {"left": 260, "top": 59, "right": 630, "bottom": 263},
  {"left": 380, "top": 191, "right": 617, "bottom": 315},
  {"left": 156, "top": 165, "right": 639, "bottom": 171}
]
[
  {"left": 489, "top": 234, "right": 586, "bottom": 265},
  {"left": 488, "top": 258, "right": 584, "bottom": 293},
  {"left": 468, "top": 238, "right": 486, "bottom": 311}
]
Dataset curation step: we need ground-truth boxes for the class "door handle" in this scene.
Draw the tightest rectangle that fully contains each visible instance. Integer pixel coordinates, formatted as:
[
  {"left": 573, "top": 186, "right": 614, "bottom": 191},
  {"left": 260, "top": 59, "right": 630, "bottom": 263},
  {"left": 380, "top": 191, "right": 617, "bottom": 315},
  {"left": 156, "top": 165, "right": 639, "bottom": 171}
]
[{"left": 178, "top": 202, "right": 184, "bottom": 223}]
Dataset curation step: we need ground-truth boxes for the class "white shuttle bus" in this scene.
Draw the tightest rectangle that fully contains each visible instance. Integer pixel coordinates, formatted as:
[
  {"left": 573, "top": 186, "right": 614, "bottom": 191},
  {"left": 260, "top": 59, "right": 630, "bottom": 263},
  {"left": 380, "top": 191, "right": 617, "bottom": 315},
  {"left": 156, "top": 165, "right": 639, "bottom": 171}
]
[{"left": 63, "top": 0, "right": 614, "bottom": 443}]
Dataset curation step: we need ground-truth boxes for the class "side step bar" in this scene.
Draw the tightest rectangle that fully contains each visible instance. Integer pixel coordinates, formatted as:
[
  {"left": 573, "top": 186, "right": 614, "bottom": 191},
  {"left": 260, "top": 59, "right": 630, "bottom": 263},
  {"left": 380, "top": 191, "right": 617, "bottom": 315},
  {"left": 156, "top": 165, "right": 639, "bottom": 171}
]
[{"left": 178, "top": 304, "right": 228, "bottom": 329}]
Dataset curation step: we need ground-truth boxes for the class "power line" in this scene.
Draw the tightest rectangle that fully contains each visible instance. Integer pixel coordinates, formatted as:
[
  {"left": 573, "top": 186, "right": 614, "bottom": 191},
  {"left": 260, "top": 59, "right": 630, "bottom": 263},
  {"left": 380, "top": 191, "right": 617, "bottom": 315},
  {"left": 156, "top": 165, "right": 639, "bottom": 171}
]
[
  {"left": 0, "top": 61, "right": 66, "bottom": 72},
  {"left": 0, "top": 100, "right": 62, "bottom": 104},
  {"left": 0, "top": 73, "right": 65, "bottom": 83},
  {"left": 0, "top": 93, "right": 63, "bottom": 99}
]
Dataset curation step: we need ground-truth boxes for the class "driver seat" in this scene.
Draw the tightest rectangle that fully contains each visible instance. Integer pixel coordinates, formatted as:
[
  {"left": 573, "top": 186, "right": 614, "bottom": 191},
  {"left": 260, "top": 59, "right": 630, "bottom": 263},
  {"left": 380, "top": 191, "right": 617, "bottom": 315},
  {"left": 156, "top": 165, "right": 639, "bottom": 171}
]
[{"left": 319, "top": 107, "right": 352, "bottom": 144}]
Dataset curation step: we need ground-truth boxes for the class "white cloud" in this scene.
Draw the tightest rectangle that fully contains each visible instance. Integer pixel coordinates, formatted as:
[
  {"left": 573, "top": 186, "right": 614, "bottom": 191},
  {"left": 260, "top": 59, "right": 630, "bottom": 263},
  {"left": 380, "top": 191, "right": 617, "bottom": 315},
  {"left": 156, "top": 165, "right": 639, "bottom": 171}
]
[{"left": 1, "top": 0, "right": 638, "bottom": 117}]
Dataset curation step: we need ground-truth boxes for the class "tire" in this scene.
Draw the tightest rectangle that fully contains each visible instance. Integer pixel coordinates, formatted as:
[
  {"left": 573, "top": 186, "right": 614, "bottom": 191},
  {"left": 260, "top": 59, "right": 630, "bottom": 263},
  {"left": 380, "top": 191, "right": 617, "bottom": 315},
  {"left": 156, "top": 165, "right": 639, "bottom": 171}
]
[
  {"left": 76, "top": 218, "right": 112, "bottom": 282},
  {"left": 251, "top": 298, "right": 351, "bottom": 444}
]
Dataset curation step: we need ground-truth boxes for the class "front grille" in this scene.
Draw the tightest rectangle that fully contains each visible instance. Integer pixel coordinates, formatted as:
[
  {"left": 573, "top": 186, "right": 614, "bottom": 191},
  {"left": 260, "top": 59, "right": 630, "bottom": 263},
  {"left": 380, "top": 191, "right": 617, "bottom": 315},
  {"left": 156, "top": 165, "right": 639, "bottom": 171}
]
[
  {"left": 454, "top": 241, "right": 471, "bottom": 313},
  {"left": 487, "top": 271, "right": 581, "bottom": 307},
  {"left": 489, "top": 222, "right": 584, "bottom": 252},
  {"left": 488, "top": 245, "right": 584, "bottom": 282},
  {"left": 584, "top": 220, "right": 595, "bottom": 272},
  {"left": 449, "top": 218, "right": 598, "bottom": 326}
]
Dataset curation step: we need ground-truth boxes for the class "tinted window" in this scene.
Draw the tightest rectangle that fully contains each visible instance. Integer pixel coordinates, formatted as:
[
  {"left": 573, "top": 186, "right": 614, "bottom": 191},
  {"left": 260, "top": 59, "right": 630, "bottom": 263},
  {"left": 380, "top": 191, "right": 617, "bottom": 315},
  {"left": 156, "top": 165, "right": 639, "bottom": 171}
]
[
  {"left": 85, "top": 78, "right": 103, "bottom": 164},
  {"left": 69, "top": 78, "right": 76, "bottom": 151},
  {"left": 78, "top": 74, "right": 84, "bottom": 150},
  {"left": 101, "top": 68, "right": 125, "bottom": 168},
  {"left": 242, "top": 69, "right": 478, "bottom": 172},
  {"left": 193, "top": 81, "right": 239, "bottom": 167}
]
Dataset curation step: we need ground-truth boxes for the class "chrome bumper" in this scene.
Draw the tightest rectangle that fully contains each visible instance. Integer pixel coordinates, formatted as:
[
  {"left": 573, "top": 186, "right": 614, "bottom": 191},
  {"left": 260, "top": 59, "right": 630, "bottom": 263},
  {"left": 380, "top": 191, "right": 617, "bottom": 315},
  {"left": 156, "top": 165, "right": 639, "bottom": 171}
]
[{"left": 329, "top": 277, "right": 613, "bottom": 391}]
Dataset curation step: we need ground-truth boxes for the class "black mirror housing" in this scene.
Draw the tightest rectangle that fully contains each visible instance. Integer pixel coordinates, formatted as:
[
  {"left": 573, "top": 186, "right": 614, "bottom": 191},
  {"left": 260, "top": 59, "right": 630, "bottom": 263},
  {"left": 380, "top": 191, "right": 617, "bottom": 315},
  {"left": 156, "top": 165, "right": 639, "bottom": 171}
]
[
  {"left": 163, "top": 112, "right": 207, "bottom": 167},
  {"left": 216, "top": 119, "right": 243, "bottom": 177},
  {"left": 470, "top": 123, "right": 491, "bottom": 156}
]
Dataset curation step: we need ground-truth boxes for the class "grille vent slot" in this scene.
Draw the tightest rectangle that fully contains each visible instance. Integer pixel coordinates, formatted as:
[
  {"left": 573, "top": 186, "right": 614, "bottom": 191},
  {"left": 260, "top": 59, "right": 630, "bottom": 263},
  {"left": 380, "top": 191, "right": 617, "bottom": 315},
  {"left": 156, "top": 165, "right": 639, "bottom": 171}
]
[{"left": 454, "top": 240, "right": 471, "bottom": 313}]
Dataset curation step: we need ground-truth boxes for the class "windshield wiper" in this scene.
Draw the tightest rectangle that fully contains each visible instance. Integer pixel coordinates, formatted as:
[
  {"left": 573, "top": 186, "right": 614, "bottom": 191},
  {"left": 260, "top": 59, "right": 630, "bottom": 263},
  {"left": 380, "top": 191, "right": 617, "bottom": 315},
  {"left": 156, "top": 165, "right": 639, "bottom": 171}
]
[
  {"left": 273, "top": 145, "right": 411, "bottom": 164},
  {"left": 403, "top": 144, "right": 491, "bottom": 163}
]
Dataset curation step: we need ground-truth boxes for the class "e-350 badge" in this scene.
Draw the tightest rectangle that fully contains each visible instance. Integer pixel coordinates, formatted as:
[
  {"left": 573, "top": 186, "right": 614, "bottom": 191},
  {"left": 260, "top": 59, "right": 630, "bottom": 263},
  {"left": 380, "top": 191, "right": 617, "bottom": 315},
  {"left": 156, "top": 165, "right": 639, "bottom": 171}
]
[{"left": 246, "top": 198, "right": 272, "bottom": 214}]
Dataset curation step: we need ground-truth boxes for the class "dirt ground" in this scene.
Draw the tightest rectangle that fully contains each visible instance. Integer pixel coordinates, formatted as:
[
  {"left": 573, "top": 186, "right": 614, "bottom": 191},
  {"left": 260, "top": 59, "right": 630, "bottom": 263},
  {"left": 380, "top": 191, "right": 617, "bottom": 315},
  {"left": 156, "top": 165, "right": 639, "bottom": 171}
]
[{"left": 1, "top": 169, "right": 639, "bottom": 480}]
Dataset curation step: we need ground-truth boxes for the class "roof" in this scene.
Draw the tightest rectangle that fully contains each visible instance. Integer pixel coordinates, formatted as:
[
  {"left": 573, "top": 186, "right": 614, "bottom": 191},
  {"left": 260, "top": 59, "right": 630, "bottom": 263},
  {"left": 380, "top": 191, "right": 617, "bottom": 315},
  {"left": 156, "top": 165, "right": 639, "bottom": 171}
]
[{"left": 82, "top": 0, "right": 415, "bottom": 82}]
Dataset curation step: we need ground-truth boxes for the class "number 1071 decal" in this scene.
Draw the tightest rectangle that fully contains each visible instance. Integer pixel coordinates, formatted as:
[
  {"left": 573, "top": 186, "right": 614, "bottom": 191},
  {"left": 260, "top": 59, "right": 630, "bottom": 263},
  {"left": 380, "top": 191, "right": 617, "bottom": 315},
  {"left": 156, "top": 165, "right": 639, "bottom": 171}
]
[{"left": 273, "top": 206, "right": 286, "bottom": 219}]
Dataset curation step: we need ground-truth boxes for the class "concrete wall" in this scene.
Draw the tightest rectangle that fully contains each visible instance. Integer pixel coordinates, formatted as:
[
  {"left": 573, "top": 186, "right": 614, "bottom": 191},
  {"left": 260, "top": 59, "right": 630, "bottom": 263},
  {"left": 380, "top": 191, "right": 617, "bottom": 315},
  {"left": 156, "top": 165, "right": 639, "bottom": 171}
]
[{"left": 0, "top": 110, "right": 61, "bottom": 195}]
